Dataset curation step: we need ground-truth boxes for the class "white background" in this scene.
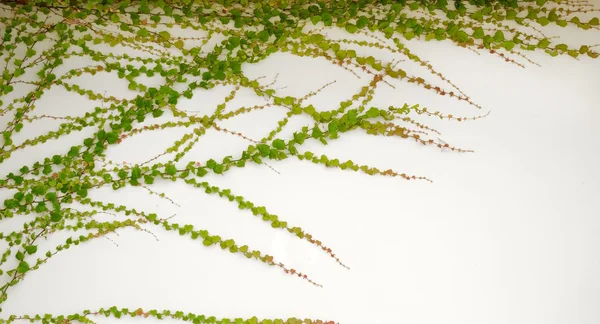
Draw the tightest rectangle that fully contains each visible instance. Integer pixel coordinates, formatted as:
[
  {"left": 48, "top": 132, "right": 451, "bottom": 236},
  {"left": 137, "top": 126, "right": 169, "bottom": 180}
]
[{"left": 1, "top": 10, "right": 600, "bottom": 324}]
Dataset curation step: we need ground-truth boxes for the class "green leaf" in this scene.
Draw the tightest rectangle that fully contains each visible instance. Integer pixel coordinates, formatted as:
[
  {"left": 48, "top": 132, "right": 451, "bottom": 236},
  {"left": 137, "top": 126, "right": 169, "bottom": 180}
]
[
  {"left": 165, "top": 164, "right": 177, "bottom": 176},
  {"left": 50, "top": 211, "right": 62, "bottom": 222},
  {"left": 282, "top": 96, "right": 294, "bottom": 105},
  {"left": 14, "top": 68, "right": 25, "bottom": 77},
  {"left": 320, "top": 111, "right": 332, "bottom": 121},
  {"left": 579, "top": 45, "right": 589, "bottom": 54},
  {"left": 447, "top": 24, "right": 459, "bottom": 37},
  {"left": 83, "top": 138, "right": 94, "bottom": 147},
  {"left": 136, "top": 28, "right": 149, "bottom": 37},
  {"left": 328, "top": 120, "right": 339, "bottom": 135},
  {"left": 213, "top": 164, "right": 224, "bottom": 174},
  {"left": 17, "top": 261, "right": 30, "bottom": 274},
  {"left": 493, "top": 31, "right": 505, "bottom": 43},
  {"left": 456, "top": 30, "right": 469, "bottom": 43},
  {"left": 567, "top": 50, "right": 579, "bottom": 58},
  {"left": 252, "top": 154, "right": 262, "bottom": 164},
  {"left": 26, "top": 48, "right": 36, "bottom": 58},
  {"left": 555, "top": 44, "right": 568, "bottom": 51},
  {"left": 473, "top": 27, "right": 484, "bottom": 39},
  {"left": 118, "top": 170, "right": 128, "bottom": 179},
  {"left": 158, "top": 31, "right": 170, "bottom": 40},
  {"left": 106, "top": 132, "right": 119, "bottom": 144},
  {"left": 25, "top": 245, "right": 37, "bottom": 254},
  {"left": 272, "top": 139, "right": 285, "bottom": 150},
  {"left": 196, "top": 168, "right": 208, "bottom": 177},
  {"left": 131, "top": 166, "right": 142, "bottom": 180},
  {"left": 345, "top": 23, "right": 358, "bottom": 33},
  {"left": 16, "top": 251, "right": 25, "bottom": 261},
  {"left": 258, "top": 30, "right": 269, "bottom": 42},
  {"left": 35, "top": 202, "right": 47, "bottom": 213},
  {"left": 503, "top": 41, "right": 515, "bottom": 51},
  {"left": 206, "top": 159, "right": 217, "bottom": 169},
  {"left": 144, "top": 175, "right": 154, "bottom": 184},
  {"left": 68, "top": 146, "right": 79, "bottom": 157},
  {"left": 336, "top": 50, "right": 347, "bottom": 60},
  {"left": 45, "top": 192, "right": 57, "bottom": 202},
  {"left": 537, "top": 39, "right": 550, "bottom": 49},
  {"left": 366, "top": 107, "right": 380, "bottom": 118},
  {"left": 230, "top": 61, "right": 242, "bottom": 73},
  {"left": 312, "top": 127, "right": 323, "bottom": 139},
  {"left": 257, "top": 144, "right": 271, "bottom": 157},
  {"left": 76, "top": 189, "right": 88, "bottom": 198}
]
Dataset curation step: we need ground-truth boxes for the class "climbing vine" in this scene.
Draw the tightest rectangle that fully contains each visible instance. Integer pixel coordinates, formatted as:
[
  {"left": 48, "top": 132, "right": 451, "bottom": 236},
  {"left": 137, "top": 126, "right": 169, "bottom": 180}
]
[{"left": 0, "top": 0, "right": 598, "bottom": 323}]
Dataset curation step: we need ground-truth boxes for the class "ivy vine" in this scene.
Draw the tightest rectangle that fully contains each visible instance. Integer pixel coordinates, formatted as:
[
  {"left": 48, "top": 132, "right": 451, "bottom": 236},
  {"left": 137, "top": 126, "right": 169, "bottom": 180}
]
[{"left": 0, "top": 0, "right": 598, "bottom": 323}]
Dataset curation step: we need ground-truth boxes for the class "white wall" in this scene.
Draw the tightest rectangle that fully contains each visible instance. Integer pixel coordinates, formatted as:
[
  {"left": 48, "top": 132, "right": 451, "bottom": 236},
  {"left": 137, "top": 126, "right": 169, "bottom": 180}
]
[{"left": 1, "top": 9, "right": 599, "bottom": 324}]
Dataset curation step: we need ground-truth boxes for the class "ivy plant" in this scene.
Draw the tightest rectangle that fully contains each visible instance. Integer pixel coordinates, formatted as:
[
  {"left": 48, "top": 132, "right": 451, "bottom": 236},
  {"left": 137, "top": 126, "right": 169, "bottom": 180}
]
[{"left": 0, "top": 0, "right": 598, "bottom": 323}]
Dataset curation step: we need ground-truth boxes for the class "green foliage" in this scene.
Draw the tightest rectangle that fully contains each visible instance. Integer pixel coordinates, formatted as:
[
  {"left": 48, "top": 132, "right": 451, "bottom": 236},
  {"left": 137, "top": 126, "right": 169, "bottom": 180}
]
[{"left": 0, "top": 0, "right": 597, "bottom": 322}]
